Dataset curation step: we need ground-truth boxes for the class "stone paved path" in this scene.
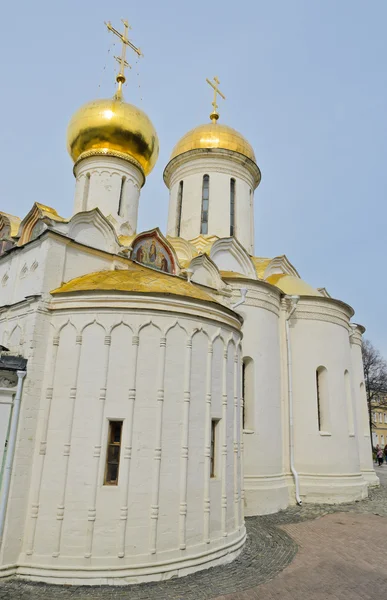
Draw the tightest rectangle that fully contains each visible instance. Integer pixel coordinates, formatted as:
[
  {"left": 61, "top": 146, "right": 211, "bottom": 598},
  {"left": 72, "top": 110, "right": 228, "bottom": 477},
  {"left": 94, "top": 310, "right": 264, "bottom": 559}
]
[{"left": 1, "top": 467, "right": 386, "bottom": 599}]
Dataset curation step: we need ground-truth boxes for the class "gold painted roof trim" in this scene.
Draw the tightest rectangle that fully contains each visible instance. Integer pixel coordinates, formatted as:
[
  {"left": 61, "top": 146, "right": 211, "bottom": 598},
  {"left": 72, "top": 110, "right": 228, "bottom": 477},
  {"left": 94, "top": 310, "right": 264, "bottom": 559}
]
[
  {"left": 0, "top": 212, "right": 21, "bottom": 237},
  {"left": 250, "top": 256, "right": 271, "bottom": 279},
  {"left": 35, "top": 203, "right": 68, "bottom": 223},
  {"left": 266, "top": 274, "right": 322, "bottom": 297},
  {"left": 51, "top": 263, "right": 219, "bottom": 304}
]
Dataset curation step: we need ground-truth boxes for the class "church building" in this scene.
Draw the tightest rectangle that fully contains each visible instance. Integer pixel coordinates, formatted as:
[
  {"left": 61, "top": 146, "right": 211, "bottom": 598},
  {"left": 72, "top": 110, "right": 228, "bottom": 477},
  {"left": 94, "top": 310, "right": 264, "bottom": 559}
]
[{"left": 0, "top": 21, "right": 378, "bottom": 586}]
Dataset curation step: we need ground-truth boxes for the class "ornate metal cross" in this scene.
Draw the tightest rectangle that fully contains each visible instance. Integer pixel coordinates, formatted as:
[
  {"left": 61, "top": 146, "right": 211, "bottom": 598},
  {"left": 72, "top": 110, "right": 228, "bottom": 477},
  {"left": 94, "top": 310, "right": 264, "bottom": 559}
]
[
  {"left": 105, "top": 19, "right": 143, "bottom": 99},
  {"left": 206, "top": 76, "right": 226, "bottom": 122}
]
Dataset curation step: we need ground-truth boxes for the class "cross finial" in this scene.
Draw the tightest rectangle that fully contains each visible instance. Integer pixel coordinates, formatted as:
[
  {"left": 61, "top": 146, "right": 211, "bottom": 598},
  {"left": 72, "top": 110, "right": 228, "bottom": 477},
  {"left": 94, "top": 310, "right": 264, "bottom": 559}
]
[
  {"left": 206, "top": 76, "right": 226, "bottom": 123},
  {"left": 105, "top": 19, "right": 143, "bottom": 100}
]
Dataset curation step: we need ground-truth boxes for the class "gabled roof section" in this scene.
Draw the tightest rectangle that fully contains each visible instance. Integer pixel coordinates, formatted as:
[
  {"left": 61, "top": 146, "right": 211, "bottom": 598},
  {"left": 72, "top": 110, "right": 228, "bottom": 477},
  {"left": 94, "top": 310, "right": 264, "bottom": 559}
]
[
  {"left": 210, "top": 237, "right": 257, "bottom": 279},
  {"left": 67, "top": 208, "right": 120, "bottom": 254},
  {"left": 262, "top": 255, "right": 300, "bottom": 279},
  {"left": 188, "top": 254, "right": 228, "bottom": 291},
  {"left": 17, "top": 203, "right": 67, "bottom": 246},
  {"left": 0, "top": 212, "right": 21, "bottom": 238},
  {"left": 167, "top": 236, "right": 198, "bottom": 268},
  {"left": 250, "top": 256, "right": 271, "bottom": 279},
  {"left": 189, "top": 234, "right": 219, "bottom": 255},
  {"left": 317, "top": 287, "right": 331, "bottom": 298}
]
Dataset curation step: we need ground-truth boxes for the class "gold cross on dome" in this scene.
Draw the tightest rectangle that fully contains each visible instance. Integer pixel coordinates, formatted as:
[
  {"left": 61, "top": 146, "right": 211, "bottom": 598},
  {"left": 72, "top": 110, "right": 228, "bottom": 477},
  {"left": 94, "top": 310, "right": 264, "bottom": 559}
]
[
  {"left": 105, "top": 19, "right": 143, "bottom": 99},
  {"left": 206, "top": 76, "right": 226, "bottom": 122}
]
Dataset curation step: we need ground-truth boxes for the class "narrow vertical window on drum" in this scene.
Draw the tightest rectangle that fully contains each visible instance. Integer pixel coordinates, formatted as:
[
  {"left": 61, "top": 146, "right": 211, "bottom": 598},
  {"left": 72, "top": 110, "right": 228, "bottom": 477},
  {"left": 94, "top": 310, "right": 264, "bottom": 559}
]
[
  {"left": 201, "top": 175, "right": 210, "bottom": 234},
  {"left": 230, "top": 178, "right": 236, "bottom": 236},
  {"left": 176, "top": 180, "right": 184, "bottom": 236}
]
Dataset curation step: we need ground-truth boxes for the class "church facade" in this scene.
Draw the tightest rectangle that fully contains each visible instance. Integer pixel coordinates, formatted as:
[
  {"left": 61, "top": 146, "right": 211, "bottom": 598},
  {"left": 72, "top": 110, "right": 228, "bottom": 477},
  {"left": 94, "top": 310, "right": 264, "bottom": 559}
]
[{"left": 0, "top": 27, "right": 379, "bottom": 586}]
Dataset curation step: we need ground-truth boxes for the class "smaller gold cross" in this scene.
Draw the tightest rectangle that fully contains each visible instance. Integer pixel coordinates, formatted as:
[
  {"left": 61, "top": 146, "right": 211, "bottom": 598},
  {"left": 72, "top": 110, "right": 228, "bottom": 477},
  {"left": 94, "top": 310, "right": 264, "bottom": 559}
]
[
  {"left": 206, "top": 76, "right": 226, "bottom": 122},
  {"left": 105, "top": 19, "right": 142, "bottom": 99}
]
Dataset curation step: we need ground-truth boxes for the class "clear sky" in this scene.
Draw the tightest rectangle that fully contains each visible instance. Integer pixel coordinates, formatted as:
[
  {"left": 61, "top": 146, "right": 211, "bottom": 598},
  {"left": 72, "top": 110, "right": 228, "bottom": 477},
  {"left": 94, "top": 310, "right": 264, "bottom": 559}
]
[{"left": 1, "top": 1, "right": 386, "bottom": 354}]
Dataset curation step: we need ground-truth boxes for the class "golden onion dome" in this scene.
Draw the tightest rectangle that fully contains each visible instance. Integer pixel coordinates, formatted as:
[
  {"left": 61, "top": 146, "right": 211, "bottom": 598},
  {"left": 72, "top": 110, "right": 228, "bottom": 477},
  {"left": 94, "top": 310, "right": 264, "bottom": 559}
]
[
  {"left": 170, "top": 122, "right": 256, "bottom": 163},
  {"left": 67, "top": 98, "right": 159, "bottom": 176}
]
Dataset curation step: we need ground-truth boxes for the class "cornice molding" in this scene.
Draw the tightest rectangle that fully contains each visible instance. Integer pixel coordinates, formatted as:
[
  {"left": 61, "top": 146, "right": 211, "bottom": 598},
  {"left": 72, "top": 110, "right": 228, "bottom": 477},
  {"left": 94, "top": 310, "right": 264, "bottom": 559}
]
[
  {"left": 164, "top": 148, "right": 261, "bottom": 189},
  {"left": 48, "top": 292, "right": 243, "bottom": 331},
  {"left": 74, "top": 150, "right": 145, "bottom": 186},
  {"left": 292, "top": 298, "right": 353, "bottom": 330},
  {"left": 226, "top": 279, "right": 281, "bottom": 316}
]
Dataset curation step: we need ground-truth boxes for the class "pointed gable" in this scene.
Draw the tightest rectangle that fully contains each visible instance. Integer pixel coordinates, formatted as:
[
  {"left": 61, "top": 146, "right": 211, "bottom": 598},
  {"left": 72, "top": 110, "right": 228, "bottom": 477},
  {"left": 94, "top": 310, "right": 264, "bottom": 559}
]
[
  {"left": 67, "top": 208, "right": 120, "bottom": 254},
  {"left": 17, "top": 203, "right": 67, "bottom": 246},
  {"left": 209, "top": 237, "right": 257, "bottom": 279},
  {"left": 188, "top": 254, "right": 227, "bottom": 291}
]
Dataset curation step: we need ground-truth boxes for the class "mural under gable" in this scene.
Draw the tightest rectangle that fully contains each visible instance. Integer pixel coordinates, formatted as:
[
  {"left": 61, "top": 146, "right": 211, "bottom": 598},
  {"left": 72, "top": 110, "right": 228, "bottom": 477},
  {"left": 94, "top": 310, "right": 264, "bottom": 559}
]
[{"left": 131, "top": 230, "right": 176, "bottom": 274}]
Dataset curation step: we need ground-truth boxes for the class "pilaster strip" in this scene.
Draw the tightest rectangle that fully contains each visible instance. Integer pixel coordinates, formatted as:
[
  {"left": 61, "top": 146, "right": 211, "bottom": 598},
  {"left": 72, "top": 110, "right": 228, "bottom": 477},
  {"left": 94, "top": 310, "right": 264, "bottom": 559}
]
[
  {"left": 52, "top": 334, "right": 83, "bottom": 558},
  {"left": 119, "top": 333, "right": 139, "bottom": 558},
  {"left": 233, "top": 350, "right": 240, "bottom": 530},
  {"left": 26, "top": 332, "right": 60, "bottom": 556},
  {"left": 149, "top": 336, "right": 167, "bottom": 554},
  {"left": 179, "top": 337, "right": 192, "bottom": 550},
  {"left": 239, "top": 347, "right": 245, "bottom": 523},
  {"left": 84, "top": 333, "right": 112, "bottom": 558},
  {"left": 221, "top": 345, "right": 228, "bottom": 538},
  {"left": 203, "top": 341, "right": 213, "bottom": 544}
]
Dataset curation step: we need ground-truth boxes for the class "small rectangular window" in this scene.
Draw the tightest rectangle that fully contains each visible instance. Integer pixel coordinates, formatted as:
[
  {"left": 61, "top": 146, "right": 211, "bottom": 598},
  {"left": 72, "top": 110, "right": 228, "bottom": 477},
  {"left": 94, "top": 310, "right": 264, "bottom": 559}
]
[
  {"left": 380, "top": 413, "right": 383, "bottom": 423},
  {"left": 104, "top": 420, "right": 123, "bottom": 485},
  {"left": 210, "top": 419, "right": 219, "bottom": 478}
]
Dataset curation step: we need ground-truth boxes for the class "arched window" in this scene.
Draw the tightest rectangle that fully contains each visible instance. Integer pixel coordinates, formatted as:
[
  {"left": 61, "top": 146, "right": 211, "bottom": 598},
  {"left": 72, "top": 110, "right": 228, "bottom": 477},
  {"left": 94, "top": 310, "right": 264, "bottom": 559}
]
[
  {"left": 176, "top": 181, "right": 184, "bottom": 236},
  {"left": 230, "top": 178, "right": 236, "bottom": 236},
  {"left": 200, "top": 175, "right": 209, "bottom": 234},
  {"left": 344, "top": 370, "right": 354, "bottom": 435},
  {"left": 242, "top": 357, "right": 254, "bottom": 431},
  {"left": 316, "top": 366, "right": 330, "bottom": 432},
  {"left": 118, "top": 176, "right": 126, "bottom": 216}
]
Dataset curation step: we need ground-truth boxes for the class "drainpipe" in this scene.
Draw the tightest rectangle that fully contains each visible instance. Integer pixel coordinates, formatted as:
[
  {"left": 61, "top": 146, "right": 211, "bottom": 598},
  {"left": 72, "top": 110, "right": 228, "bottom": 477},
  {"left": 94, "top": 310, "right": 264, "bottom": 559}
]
[
  {"left": 0, "top": 370, "right": 26, "bottom": 547},
  {"left": 232, "top": 288, "right": 248, "bottom": 310},
  {"left": 284, "top": 295, "right": 302, "bottom": 505}
]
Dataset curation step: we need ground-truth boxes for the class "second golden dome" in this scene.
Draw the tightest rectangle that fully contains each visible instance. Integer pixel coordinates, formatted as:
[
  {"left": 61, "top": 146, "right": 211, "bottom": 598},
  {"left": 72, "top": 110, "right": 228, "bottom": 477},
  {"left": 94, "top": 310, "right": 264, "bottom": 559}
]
[
  {"left": 170, "top": 122, "right": 256, "bottom": 163},
  {"left": 67, "top": 98, "right": 159, "bottom": 176}
]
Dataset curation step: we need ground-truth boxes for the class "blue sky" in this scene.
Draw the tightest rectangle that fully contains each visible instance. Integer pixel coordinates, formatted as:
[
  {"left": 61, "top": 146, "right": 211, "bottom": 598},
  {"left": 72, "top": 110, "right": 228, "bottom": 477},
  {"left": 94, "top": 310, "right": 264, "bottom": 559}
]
[{"left": 1, "top": 1, "right": 386, "bottom": 354}]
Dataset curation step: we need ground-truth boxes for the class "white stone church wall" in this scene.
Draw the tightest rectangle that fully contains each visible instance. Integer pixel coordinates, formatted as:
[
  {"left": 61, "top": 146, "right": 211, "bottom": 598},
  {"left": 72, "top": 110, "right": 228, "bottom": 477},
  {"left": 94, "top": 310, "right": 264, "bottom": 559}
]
[
  {"left": 228, "top": 281, "right": 288, "bottom": 516},
  {"left": 0, "top": 298, "right": 53, "bottom": 571},
  {"left": 289, "top": 298, "right": 369, "bottom": 503},
  {"left": 350, "top": 327, "right": 379, "bottom": 487},
  {"left": 11, "top": 299, "right": 244, "bottom": 585}
]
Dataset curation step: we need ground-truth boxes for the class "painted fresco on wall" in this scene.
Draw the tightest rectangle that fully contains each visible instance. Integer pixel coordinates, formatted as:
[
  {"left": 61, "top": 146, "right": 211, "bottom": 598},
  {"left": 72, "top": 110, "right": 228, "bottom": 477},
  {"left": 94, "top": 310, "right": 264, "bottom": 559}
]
[{"left": 132, "top": 233, "right": 175, "bottom": 274}]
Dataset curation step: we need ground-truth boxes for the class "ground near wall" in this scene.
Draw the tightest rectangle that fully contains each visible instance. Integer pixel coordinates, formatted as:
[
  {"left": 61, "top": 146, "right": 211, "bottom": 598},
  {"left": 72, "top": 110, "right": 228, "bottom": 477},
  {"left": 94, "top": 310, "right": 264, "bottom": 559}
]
[{"left": 1, "top": 467, "right": 387, "bottom": 599}]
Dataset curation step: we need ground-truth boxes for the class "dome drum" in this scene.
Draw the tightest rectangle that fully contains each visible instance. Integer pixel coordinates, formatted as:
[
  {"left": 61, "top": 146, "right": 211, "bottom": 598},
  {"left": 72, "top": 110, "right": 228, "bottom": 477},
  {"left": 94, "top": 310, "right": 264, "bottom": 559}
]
[{"left": 164, "top": 147, "right": 261, "bottom": 190}]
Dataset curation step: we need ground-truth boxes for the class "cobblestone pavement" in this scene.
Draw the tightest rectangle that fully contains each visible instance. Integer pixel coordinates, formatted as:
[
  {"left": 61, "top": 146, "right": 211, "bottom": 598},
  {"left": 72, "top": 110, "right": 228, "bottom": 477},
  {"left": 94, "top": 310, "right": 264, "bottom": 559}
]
[{"left": 1, "top": 467, "right": 386, "bottom": 600}]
